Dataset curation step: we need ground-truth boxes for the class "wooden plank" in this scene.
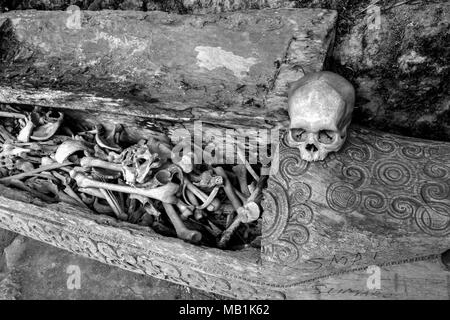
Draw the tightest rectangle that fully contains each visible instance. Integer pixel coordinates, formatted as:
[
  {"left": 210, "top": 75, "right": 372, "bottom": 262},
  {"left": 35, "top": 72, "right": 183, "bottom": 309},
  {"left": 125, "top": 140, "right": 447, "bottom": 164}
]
[
  {"left": 262, "top": 126, "right": 450, "bottom": 296},
  {"left": 0, "top": 184, "right": 279, "bottom": 300},
  {"left": 0, "top": 8, "right": 336, "bottom": 129}
]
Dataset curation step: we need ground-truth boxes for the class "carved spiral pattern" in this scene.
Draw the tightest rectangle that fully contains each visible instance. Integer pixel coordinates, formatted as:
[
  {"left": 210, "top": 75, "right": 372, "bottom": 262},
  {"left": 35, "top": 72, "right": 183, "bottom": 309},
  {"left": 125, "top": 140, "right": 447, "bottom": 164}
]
[
  {"left": 290, "top": 204, "right": 313, "bottom": 225},
  {"left": 388, "top": 196, "right": 420, "bottom": 220},
  {"left": 261, "top": 137, "right": 315, "bottom": 266},
  {"left": 261, "top": 179, "right": 289, "bottom": 242},
  {"left": 343, "top": 144, "right": 372, "bottom": 162},
  {"left": 271, "top": 241, "right": 299, "bottom": 265},
  {"left": 415, "top": 204, "right": 450, "bottom": 236},
  {"left": 373, "top": 160, "right": 416, "bottom": 189},
  {"left": 373, "top": 137, "right": 398, "bottom": 154},
  {"left": 279, "top": 153, "right": 310, "bottom": 179},
  {"left": 289, "top": 181, "right": 311, "bottom": 204},
  {"left": 420, "top": 182, "right": 450, "bottom": 203},
  {"left": 281, "top": 226, "right": 310, "bottom": 246},
  {"left": 322, "top": 129, "right": 449, "bottom": 238},
  {"left": 342, "top": 165, "right": 371, "bottom": 188},
  {"left": 279, "top": 133, "right": 310, "bottom": 178},
  {"left": 326, "top": 182, "right": 361, "bottom": 213},
  {"left": 400, "top": 145, "right": 424, "bottom": 159},
  {"left": 361, "top": 190, "right": 388, "bottom": 214},
  {"left": 423, "top": 161, "right": 449, "bottom": 180}
]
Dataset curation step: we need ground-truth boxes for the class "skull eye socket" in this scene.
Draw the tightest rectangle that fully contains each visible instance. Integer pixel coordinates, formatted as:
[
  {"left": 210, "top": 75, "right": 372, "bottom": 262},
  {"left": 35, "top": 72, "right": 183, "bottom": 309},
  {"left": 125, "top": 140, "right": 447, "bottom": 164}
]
[
  {"left": 137, "top": 158, "right": 148, "bottom": 166},
  {"left": 318, "top": 130, "right": 336, "bottom": 144},
  {"left": 290, "top": 128, "right": 306, "bottom": 142}
]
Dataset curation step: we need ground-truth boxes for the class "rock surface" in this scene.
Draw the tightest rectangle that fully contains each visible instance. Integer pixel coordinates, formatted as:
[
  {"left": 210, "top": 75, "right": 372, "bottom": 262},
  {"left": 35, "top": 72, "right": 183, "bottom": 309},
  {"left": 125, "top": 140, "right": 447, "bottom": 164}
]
[
  {"left": 0, "top": 0, "right": 291, "bottom": 12},
  {"left": 334, "top": 1, "right": 450, "bottom": 141}
]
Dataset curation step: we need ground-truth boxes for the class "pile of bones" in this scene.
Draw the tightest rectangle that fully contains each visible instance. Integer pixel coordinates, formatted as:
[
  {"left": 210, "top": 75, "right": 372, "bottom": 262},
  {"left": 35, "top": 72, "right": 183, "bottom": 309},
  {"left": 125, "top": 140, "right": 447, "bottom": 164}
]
[{"left": 0, "top": 104, "right": 264, "bottom": 250}]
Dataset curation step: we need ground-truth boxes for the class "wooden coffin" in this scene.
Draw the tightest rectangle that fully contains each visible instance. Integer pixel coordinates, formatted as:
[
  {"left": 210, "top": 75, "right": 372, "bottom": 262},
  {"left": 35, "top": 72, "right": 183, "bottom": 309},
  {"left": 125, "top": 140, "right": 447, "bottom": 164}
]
[{"left": 0, "top": 9, "right": 449, "bottom": 299}]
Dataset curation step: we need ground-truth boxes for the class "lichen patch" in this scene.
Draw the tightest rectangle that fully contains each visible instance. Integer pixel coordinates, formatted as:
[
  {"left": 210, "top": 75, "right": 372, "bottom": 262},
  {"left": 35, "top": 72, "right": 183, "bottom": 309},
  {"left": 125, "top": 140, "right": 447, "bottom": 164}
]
[{"left": 194, "top": 46, "right": 258, "bottom": 78}]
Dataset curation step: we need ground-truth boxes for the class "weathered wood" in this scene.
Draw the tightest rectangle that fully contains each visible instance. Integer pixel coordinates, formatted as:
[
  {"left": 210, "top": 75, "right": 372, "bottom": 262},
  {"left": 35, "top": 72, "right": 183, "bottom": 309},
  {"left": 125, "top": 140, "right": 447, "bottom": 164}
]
[
  {"left": 262, "top": 126, "right": 450, "bottom": 289},
  {"left": 0, "top": 9, "right": 448, "bottom": 300},
  {"left": 0, "top": 9, "right": 336, "bottom": 161},
  {"left": 0, "top": 9, "right": 336, "bottom": 129},
  {"left": 0, "top": 126, "right": 448, "bottom": 299}
]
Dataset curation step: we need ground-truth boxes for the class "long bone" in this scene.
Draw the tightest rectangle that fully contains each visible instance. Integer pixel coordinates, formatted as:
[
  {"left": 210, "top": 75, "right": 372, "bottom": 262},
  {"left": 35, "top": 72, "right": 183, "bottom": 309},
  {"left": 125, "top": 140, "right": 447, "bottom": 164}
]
[
  {"left": 4, "top": 178, "right": 59, "bottom": 203},
  {"left": 78, "top": 187, "right": 105, "bottom": 199},
  {"left": 0, "top": 111, "right": 27, "bottom": 119},
  {"left": 185, "top": 189, "right": 204, "bottom": 220},
  {"left": 94, "top": 197, "right": 114, "bottom": 214},
  {"left": 0, "top": 125, "right": 15, "bottom": 142},
  {"left": 17, "top": 116, "right": 35, "bottom": 143},
  {"left": 52, "top": 171, "right": 88, "bottom": 208},
  {"left": 183, "top": 179, "right": 221, "bottom": 212},
  {"left": 176, "top": 200, "right": 194, "bottom": 221},
  {"left": 151, "top": 167, "right": 193, "bottom": 220},
  {"left": 0, "top": 144, "right": 31, "bottom": 158},
  {"left": 212, "top": 167, "right": 243, "bottom": 214},
  {"left": 232, "top": 164, "right": 251, "bottom": 197},
  {"left": 212, "top": 166, "right": 262, "bottom": 248},
  {"left": 80, "top": 156, "right": 122, "bottom": 172},
  {"left": 148, "top": 137, "right": 200, "bottom": 174},
  {"left": 92, "top": 172, "right": 127, "bottom": 221},
  {"left": 162, "top": 202, "right": 202, "bottom": 244},
  {"left": 70, "top": 170, "right": 179, "bottom": 204},
  {"left": 0, "top": 162, "right": 73, "bottom": 182},
  {"left": 236, "top": 147, "right": 259, "bottom": 181}
]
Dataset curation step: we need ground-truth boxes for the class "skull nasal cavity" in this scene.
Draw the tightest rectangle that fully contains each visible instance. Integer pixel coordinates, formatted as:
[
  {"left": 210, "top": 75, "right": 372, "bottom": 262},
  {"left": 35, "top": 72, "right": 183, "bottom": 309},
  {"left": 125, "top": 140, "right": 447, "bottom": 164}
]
[{"left": 306, "top": 144, "right": 318, "bottom": 152}]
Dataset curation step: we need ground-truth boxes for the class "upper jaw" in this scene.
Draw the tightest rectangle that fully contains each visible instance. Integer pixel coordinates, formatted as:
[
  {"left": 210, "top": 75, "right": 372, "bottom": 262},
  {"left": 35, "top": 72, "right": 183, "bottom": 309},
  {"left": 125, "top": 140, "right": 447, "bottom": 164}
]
[{"left": 299, "top": 148, "right": 324, "bottom": 162}]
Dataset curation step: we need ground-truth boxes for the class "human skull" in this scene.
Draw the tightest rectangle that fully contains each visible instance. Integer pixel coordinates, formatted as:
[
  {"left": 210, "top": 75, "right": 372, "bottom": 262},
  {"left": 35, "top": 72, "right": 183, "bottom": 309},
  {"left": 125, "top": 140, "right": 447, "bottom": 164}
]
[
  {"left": 119, "top": 141, "right": 161, "bottom": 185},
  {"left": 286, "top": 71, "right": 355, "bottom": 162}
]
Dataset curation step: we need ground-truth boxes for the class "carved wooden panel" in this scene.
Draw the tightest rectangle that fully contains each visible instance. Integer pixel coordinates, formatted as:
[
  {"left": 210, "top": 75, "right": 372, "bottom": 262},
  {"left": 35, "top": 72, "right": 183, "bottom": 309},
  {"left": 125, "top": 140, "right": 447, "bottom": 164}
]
[
  {"left": 0, "top": 186, "right": 284, "bottom": 299},
  {"left": 262, "top": 126, "right": 450, "bottom": 281}
]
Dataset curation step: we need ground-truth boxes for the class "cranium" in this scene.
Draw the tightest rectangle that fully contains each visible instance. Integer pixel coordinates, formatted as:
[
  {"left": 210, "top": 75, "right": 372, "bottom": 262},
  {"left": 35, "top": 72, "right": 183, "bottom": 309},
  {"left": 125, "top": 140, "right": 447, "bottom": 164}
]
[
  {"left": 119, "top": 141, "right": 161, "bottom": 185},
  {"left": 286, "top": 71, "right": 355, "bottom": 162}
]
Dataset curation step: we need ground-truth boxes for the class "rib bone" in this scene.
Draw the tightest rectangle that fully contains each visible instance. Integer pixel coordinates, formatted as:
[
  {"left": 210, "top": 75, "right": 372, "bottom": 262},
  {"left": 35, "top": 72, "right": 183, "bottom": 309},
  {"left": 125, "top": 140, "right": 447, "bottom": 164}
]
[
  {"left": 184, "top": 179, "right": 221, "bottom": 212},
  {"left": 186, "top": 189, "right": 204, "bottom": 220}
]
